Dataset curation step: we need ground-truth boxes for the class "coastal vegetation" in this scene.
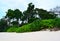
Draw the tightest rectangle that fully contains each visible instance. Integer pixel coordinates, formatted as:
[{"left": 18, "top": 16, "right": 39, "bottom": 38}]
[{"left": 0, "top": 3, "right": 60, "bottom": 32}]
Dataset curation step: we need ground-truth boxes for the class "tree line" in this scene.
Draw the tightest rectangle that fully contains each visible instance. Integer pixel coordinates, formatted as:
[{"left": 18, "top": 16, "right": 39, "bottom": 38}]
[{"left": 0, "top": 3, "right": 57, "bottom": 32}]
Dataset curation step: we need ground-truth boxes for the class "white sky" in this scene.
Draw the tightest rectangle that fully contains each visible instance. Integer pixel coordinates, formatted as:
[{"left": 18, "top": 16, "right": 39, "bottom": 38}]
[{"left": 0, "top": 0, "right": 60, "bottom": 19}]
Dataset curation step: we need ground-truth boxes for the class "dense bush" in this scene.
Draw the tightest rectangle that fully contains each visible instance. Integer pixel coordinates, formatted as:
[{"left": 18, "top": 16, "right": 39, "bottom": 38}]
[
  {"left": 54, "top": 18, "right": 60, "bottom": 28},
  {"left": 0, "top": 19, "right": 8, "bottom": 32},
  {"left": 40, "top": 19, "right": 55, "bottom": 29},
  {"left": 16, "top": 19, "right": 42, "bottom": 32},
  {"left": 7, "top": 25, "right": 18, "bottom": 32},
  {"left": 7, "top": 18, "right": 60, "bottom": 32},
  {"left": 30, "top": 19, "right": 42, "bottom": 31},
  {"left": 16, "top": 24, "right": 32, "bottom": 33},
  {"left": 16, "top": 19, "right": 55, "bottom": 32}
]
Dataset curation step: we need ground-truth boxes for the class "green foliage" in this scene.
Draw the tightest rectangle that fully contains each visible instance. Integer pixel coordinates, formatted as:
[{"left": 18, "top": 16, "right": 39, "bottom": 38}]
[
  {"left": 11, "top": 21, "right": 18, "bottom": 25},
  {"left": 16, "top": 19, "right": 42, "bottom": 33},
  {"left": 16, "top": 24, "right": 31, "bottom": 33},
  {"left": 16, "top": 19, "right": 42, "bottom": 32},
  {"left": 30, "top": 19, "right": 54, "bottom": 30},
  {"left": 7, "top": 19, "right": 56, "bottom": 32},
  {"left": 40, "top": 19, "right": 54, "bottom": 29},
  {"left": 14, "top": 9, "right": 23, "bottom": 19},
  {"left": 7, "top": 25, "right": 18, "bottom": 32},
  {"left": 28, "top": 18, "right": 39, "bottom": 23},
  {"left": 35, "top": 8, "right": 56, "bottom": 19},
  {"left": 54, "top": 18, "right": 60, "bottom": 28},
  {"left": 23, "top": 3, "right": 35, "bottom": 23},
  {"left": 0, "top": 19, "right": 8, "bottom": 32},
  {"left": 0, "top": 3, "right": 58, "bottom": 32},
  {"left": 7, "top": 18, "right": 60, "bottom": 32},
  {"left": 6, "top": 9, "right": 14, "bottom": 19},
  {"left": 5, "top": 3, "right": 57, "bottom": 27},
  {"left": 30, "top": 19, "right": 42, "bottom": 31}
]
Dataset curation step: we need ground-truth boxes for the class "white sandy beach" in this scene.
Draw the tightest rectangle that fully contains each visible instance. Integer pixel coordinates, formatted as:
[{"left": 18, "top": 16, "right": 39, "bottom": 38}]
[{"left": 0, "top": 31, "right": 60, "bottom": 41}]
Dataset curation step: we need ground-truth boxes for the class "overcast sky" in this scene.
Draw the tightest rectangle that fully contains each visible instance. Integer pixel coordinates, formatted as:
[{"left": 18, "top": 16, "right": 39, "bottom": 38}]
[{"left": 0, "top": 0, "right": 60, "bottom": 19}]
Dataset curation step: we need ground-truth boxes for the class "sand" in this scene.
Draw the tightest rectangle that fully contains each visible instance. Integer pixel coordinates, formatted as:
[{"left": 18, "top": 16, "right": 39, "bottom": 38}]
[{"left": 0, "top": 31, "right": 60, "bottom": 41}]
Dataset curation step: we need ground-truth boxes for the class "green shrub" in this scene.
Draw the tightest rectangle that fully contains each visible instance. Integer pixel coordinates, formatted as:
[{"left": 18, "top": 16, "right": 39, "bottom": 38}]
[
  {"left": 16, "top": 19, "right": 55, "bottom": 32},
  {"left": 16, "top": 19, "right": 42, "bottom": 32},
  {"left": 54, "top": 18, "right": 60, "bottom": 28},
  {"left": 30, "top": 19, "right": 42, "bottom": 31},
  {"left": 7, "top": 25, "right": 18, "bottom": 32},
  {"left": 40, "top": 19, "right": 54, "bottom": 29},
  {"left": 7, "top": 19, "right": 56, "bottom": 32},
  {"left": 16, "top": 24, "right": 32, "bottom": 33}
]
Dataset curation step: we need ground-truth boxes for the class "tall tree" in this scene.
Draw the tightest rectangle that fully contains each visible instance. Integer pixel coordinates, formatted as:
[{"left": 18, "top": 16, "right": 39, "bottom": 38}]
[
  {"left": 35, "top": 8, "right": 56, "bottom": 19},
  {"left": 14, "top": 9, "right": 23, "bottom": 25},
  {"left": 6, "top": 9, "right": 14, "bottom": 19},
  {"left": 23, "top": 3, "right": 36, "bottom": 23},
  {"left": 6, "top": 9, "right": 14, "bottom": 26},
  {"left": 0, "top": 19, "right": 8, "bottom": 32},
  {"left": 6, "top": 9, "right": 23, "bottom": 26},
  {"left": 14, "top": 9, "right": 23, "bottom": 21}
]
